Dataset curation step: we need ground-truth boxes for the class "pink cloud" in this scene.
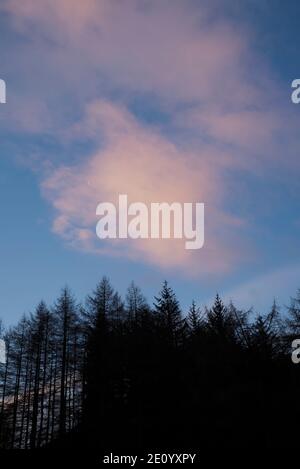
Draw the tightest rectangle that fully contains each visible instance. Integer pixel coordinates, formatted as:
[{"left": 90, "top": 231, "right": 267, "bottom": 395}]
[
  {"left": 177, "top": 108, "right": 281, "bottom": 150},
  {"left": 2, "top": 0, "right": 297, "bottom": 276},
  {"left": 2, "top": 0, "right": 291, "bottom": 155},
  {"left": 2, "top": 0, "right": 255, "bottom": 106},
  {"left": 41, "top": 101, "right": 249, "bottom": 274}
]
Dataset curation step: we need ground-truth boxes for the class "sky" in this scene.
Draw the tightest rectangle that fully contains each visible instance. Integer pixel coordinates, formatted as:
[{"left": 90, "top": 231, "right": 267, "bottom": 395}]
[{"left": 1, "top": 0, "right": 300, "bottom": 325}]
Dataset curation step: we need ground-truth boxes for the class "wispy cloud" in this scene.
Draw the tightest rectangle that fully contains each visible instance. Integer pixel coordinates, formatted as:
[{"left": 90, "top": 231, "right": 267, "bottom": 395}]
[
  {"left": 2, "top": 0, "right": 299, "bottom": 276},
  {"left": 42, "top": 101, "right": 248, "bottom": 274}
]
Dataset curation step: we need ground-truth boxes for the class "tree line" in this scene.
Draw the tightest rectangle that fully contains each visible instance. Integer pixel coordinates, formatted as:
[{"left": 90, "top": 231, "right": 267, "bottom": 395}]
[{"left": 1, "top": 277, "right": 300, "bottom": 449}]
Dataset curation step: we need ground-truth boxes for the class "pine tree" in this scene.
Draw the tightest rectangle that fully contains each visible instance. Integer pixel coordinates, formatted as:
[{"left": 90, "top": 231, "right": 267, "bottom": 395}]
[
  {"left": 187, "top": 300, "right": 203, "bottom": 334},
  {"left": 29, "top": 301, "right": 52, "bottom": 449},
  {"left": 11, "top": 317, "right": 27, "bottom": 448},
  {"left": 53, "top": 287, "right": 79, "bottom": 438},
  {"left": 111, "top": 292, "right": 125, "bottom": 326},
  {"left": 207, "top": 294, "right": 234, "bottom": 341},
  {"left": 251, "top": 301, "right": 282, "bottom": 359},
  {"left": 153, "top": 281, "right": 183, "bottom": 346},
  {"left": 126, "top": 282, "right": 147, "bottom": 325},
  {"left": 85, "top": 277, "right": 114, "bottom": 327}
]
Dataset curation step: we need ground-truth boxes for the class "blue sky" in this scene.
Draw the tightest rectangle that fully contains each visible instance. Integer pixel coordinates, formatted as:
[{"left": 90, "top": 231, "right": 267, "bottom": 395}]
[{"left": 1, "top": 0, "right": 300, "bottom": 325}]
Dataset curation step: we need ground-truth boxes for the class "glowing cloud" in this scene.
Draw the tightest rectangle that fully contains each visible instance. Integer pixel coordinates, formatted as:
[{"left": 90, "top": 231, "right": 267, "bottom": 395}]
[
  {"left": 42, "top": 101, "right": 247, "bottom": 274},
  {"left": 2, "top": 0, "right": 298, "bottom": 276}
]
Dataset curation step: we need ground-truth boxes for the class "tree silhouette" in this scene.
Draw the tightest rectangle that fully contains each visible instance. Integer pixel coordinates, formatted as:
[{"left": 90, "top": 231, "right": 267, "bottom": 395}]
[
  {"left": 1, "top": 280, "right": 300, "bottom": 450},
  {"left": 153, "top": 281, "right": 184, "bottom": 347},
  {"left": 187, "top": 300, "right": 204, "bottom": 335}
]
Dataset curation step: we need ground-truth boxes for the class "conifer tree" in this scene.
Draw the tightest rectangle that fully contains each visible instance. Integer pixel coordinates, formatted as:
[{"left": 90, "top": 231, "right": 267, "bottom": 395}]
[
  {"left": 207, "top": 294, "right": 234, "bottom": 341},
  {"left": 153, "top": 281, "right": 183, "bottom": 346},
  {"left": 187, "top": 300, "right": 203, "bottom": 335},
  {"left": 126, "top": 282, "right": 147, "bottom": 325},
  {"left": 53, "top": 288, "right": 79, "bottom": 438}
]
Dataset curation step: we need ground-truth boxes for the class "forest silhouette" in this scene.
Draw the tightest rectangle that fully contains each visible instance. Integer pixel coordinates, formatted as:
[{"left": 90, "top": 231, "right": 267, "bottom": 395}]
[{"left": 1, "top": 277, "right": 300, "bottom": 450}]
